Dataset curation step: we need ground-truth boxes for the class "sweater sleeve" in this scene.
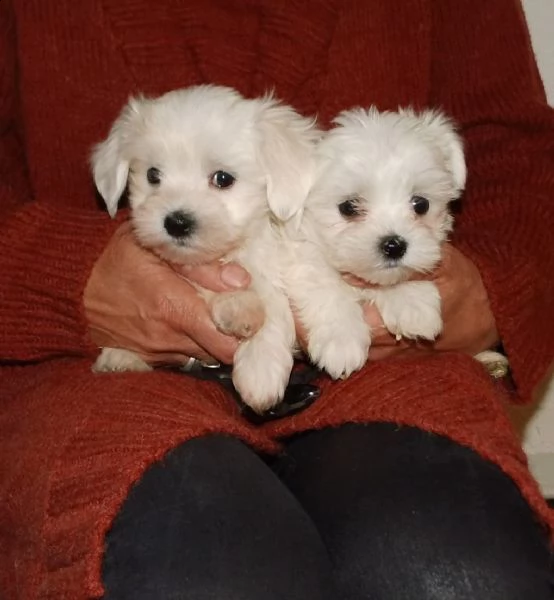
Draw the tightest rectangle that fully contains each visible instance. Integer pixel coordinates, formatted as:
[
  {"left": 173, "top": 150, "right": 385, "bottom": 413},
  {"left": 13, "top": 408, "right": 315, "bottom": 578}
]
[
  {"left": 430, "top": 0, "right": 554, "bottom": 404},
  {"left": 0, "top": 2, "right": 121, "bottom": 361}
]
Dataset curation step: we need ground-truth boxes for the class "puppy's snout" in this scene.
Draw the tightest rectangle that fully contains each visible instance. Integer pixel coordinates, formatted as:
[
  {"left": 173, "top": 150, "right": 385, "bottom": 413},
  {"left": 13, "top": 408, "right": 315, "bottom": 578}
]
[
  {"left": 379, "top": 235, "right": 408, "bottom": 260},
  {"left": 164, "top": 211, "right": 197, "bottom": 239}
]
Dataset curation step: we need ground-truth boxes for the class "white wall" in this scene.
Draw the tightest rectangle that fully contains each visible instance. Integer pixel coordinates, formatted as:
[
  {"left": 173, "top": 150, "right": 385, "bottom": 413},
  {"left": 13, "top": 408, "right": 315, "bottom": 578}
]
[
  {"left": 523, "top": 0, "right": 554, "bottom": 103},
  {"left": 519, "top": 0, "right": 554, "bottom": 496}
]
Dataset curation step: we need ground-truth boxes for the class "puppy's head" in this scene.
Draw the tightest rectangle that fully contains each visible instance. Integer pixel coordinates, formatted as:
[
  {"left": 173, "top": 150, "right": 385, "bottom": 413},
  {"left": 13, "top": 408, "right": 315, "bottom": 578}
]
[
  {"left": 305, "top": 107, "right": 466, "bottom": 285},
  {"left": 91, "top": 85, "right": 317, "bottom": 264}
]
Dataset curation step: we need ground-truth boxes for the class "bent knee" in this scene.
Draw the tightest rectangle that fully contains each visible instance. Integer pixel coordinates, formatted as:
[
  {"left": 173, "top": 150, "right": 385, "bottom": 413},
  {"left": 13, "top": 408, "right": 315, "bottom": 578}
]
[
  {"left": 306, "top": 425, "right": 553, "bottom": 600},
  {"left": 329, "top": 488, "right": 552, "bottom": 600}
]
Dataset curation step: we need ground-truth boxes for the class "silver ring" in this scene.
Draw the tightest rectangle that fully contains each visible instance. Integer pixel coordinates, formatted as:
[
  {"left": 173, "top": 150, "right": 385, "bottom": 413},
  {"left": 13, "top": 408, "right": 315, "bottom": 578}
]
[
  {"left": 180, "top": 357, "right": 221, "bottom": 373},
  {"left": 181, "top": 356, "right": 199, "bottom": 372}
]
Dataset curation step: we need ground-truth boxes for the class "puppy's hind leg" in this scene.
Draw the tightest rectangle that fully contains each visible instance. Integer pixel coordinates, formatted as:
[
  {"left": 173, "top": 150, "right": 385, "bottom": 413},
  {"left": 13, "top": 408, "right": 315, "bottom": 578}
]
[
  {"left": 474, "top": 350, "right": 510, "bottom": 379},
  {"left": 93, "top": 347, "right": 152, "bottom": 373}
]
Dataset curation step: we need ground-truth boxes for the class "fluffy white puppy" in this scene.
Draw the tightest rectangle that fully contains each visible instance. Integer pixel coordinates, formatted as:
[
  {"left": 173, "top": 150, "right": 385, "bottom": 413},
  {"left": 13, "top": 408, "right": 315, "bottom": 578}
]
[
  {"left": 286, "top": 106, "right": 507, "bottom": 379},
  {"left": 91, "top": 84, "right": 318, "bottom": 412}
]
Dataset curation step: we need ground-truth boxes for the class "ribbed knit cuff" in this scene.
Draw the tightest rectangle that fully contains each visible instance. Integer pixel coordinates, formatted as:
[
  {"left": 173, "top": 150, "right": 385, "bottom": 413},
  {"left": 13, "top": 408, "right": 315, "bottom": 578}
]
[
  {"left": 0, "top": 203, "right": 123, "bottom": 361},
  {"left": 454, "top": 195, "right": 554, "bottom": 405}
]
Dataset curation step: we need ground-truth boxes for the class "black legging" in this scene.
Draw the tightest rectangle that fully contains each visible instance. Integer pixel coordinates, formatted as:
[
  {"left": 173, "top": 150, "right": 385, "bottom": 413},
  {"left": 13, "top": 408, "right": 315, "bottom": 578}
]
[{"left": 102, "top": 423, "right": 553, "bottom": 599}]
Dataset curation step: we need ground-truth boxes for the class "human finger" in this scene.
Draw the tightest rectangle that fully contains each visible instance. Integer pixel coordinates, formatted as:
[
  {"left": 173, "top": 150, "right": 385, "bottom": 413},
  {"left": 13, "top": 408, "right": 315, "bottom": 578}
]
[{"left": 175, "top": 262, "right": 252, "bottom": 292}]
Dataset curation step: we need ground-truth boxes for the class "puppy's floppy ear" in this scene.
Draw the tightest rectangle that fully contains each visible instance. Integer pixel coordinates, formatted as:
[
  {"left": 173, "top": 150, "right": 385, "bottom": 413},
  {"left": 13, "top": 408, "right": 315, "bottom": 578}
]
[
  {"left": 91, "top": 97, "right": 141, "bottom": 218},
  {"left": 414, "top": 109, "right": 467, "bottom": 191},
  {"left": 256, "top": 98, "right": 319, "bottom": 222}
]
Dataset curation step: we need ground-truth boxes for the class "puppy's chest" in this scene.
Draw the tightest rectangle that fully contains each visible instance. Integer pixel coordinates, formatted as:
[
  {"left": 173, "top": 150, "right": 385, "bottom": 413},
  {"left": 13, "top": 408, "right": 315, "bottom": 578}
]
[
  {"left": 227, "top": 231, "right": 286, "bottom": 284},
  {"left": 353, "top": 286, "right": 379, "bottom": 306}
]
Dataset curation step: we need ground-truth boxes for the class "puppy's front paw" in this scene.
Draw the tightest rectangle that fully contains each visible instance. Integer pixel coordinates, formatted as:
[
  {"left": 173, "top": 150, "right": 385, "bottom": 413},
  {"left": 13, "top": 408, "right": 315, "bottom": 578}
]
[
  {"left": 378, "top": 282, "right": 443, "bottom": 341},
  {"left": 93, "top": 348, "right": 152, "bottom": 373},
  {"left": 232, "top": 338, "right": 294, "bottom": 413},
  {"left": 210, "top": 290, "right": 265, "bottom": 339},
  {"left": 474, "top": 350, "right": 510, "bottom": 379},
  {"left": 307, "top": 316, "right": 370, "bottom": 380}
]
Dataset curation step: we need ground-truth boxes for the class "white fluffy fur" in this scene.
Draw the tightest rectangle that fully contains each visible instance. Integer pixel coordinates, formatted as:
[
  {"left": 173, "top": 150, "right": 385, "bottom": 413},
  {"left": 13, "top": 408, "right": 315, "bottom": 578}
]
[
  {"left": 91, "top": 84, "right": 319, "bottom": 412},
  {"left": 286, "top": 106, "right": 472, "bottom": 378}
]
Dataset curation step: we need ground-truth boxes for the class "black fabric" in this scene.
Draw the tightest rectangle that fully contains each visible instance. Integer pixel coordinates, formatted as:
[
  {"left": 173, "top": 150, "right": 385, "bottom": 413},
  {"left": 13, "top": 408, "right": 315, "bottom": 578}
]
[
  {"left": 279, "top": 423, "right": 554, "bottom": 600},
  {"left": 102, "top": 435, "right": 336, "bottom": 600},
  {"left": 103, "top": 424, "right": 553, "bottom": 600}
]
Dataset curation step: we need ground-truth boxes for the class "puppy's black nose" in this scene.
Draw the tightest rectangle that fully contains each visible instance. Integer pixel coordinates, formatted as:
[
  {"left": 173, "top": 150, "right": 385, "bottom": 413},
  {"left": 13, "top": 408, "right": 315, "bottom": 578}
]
[
  {"left": 164, "top": 211, "right": 196, "bottom": 239},
  {"left": 379, "top": 235, "right": 408, "bottom": 260}
]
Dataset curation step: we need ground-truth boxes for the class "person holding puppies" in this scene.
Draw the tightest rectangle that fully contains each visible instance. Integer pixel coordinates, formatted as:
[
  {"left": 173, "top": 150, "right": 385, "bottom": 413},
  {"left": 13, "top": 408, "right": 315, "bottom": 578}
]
[{"left": 1, "top": 1, "right": 553, "bottom": 599}]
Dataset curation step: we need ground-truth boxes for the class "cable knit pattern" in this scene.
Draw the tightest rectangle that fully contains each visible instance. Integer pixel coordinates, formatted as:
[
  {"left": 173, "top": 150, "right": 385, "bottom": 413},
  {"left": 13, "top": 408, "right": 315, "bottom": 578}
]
[
  {"left": 0, "top": 0, "right": 552, "bottom": 597},
  {"left": 0, "top": 205, "right": 124, "bottom": 360},
  {"left": 429, "top": 1, "right": 554, "bottom": 405}
]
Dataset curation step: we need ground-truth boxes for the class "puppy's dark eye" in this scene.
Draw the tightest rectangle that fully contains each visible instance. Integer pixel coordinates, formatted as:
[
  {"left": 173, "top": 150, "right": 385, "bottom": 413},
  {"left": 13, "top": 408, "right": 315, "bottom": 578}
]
[
  {"left": 147, "top": 167, "right": 161, "bottom": 185},
  {"left": 210, "top": 170, "right": 236, "bottom": 189},
  {"left": 338, "top": 197, "right": 362, "bottom": 218},
  {"left": 411, "top": 195, "right": 430, "bottom": 215}
]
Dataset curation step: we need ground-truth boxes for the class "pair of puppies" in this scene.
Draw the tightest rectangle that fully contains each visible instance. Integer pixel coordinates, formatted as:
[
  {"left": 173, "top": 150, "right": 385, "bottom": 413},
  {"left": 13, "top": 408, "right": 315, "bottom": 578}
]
[{"left": 91, "top": 85, "right": 504, "bottom": 414}]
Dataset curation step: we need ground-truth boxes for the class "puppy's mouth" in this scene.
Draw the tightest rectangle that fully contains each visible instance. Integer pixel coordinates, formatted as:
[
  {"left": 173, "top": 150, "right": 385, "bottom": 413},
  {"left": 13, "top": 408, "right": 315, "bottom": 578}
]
[
  {"left": 170, "top": 237, "right": 192, "bottom": 247},
  {"left": 155, "top": 240, "right": 226, "bottom": 266},
  {"left": 159, "top": 234, "right": 242, "bottom": 266},
  {"left": 383, "top": 259, "right": 402, "bottom": 269},
  {"left": 348, "top": 264, "right": 412, "bottom": 287}
]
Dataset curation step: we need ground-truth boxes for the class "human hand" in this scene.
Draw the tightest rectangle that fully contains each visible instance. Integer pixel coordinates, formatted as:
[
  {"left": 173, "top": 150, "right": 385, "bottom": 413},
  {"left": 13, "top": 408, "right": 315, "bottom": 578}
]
[
  {"left": 84, "top": 221, "right": 252, "bottom": 366},
  {"left": 344, "top": 243, "right": 500, "bottom": 361}
]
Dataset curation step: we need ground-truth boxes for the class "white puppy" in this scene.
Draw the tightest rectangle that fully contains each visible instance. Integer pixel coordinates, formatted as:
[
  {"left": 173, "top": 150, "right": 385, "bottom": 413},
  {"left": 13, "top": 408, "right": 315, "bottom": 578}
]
[
  {"left": 286, "top": 106, "right": 507, "bottom": 378},
  {"left": 91, "top": 84, "right": 319, "bottom": 412}
]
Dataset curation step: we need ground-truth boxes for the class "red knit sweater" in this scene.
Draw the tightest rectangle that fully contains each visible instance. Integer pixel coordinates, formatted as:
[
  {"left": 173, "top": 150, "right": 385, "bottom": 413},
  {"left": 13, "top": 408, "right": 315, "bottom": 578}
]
[{"left": 1, "top": 0, "right": 553, "bottom": 598}]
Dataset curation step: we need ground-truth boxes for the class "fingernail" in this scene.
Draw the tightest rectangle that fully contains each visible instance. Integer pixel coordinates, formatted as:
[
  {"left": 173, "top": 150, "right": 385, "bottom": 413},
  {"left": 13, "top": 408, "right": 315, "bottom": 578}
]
[{"left": 220, "top": 264, "right": 249, "bottom": 289}]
